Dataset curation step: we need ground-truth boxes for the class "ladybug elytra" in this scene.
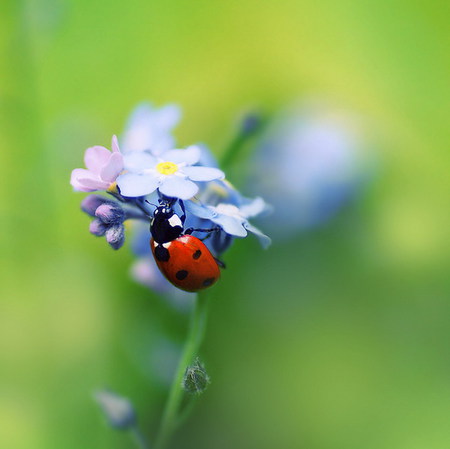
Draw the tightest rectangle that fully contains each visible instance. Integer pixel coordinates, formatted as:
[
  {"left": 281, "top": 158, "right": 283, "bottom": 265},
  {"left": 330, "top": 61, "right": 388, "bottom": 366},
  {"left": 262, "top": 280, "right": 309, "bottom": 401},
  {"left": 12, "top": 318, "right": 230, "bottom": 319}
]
[{"left": 150, "top": 198, "right": 222, "bottom": 292}]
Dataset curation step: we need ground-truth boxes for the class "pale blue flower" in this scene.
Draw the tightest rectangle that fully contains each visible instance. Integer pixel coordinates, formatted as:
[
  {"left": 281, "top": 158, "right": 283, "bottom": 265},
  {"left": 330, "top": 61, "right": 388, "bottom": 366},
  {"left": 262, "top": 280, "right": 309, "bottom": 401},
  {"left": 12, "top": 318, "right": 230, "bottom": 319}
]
[
  {"left": 248, "top": 103, "right": 371, "bottom": 237},
  {"left": 131, "top": 257, "right": 195, "bottom": 304},
  {"left": 121, "top": 102, "right": 181, "bottom": 155},
  {"left": 94, "top": 390, "right": 136, "bottom": 430},
  {"left": 186, "top": 192, "right": 271, "bottom": 249},
  {"left": 117, "top": 145, "right": 224, "bottom": 200}
]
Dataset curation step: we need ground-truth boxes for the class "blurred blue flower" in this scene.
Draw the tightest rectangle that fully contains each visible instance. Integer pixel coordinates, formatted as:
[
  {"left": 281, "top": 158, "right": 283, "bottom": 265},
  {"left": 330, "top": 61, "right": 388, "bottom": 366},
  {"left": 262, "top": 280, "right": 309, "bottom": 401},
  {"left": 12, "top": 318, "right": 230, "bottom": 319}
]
[
  {"left": 117, "top": 145, "right": 224, "bottom": 199},
  {"left": 120, "top": 102, "right": 181, "bottom": 155},
  {"left": 131, "top": 256, "right": 195, "bottom": 304},
  {"left": 94, "top": 389, "right": 136, "bottom": 430},
  {"left": 248, "top": 103, "right": 371, "bottom": 237}
]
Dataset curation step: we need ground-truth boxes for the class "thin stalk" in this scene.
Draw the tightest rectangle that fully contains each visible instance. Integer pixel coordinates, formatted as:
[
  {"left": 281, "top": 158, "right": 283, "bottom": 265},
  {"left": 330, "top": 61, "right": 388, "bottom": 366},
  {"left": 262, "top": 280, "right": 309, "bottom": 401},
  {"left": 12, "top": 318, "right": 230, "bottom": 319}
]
[
  {"left": 220, "top": 114, "right": 267, "bottom": 171},
  {"left": 220, "top": 132, "right": 249, "bottom": 171},
  {"left": 153, "top": 291, "right": 210, "bottom": 449},
  {"left": 130, "top": 426, "right": 151, "bottom": 449}
]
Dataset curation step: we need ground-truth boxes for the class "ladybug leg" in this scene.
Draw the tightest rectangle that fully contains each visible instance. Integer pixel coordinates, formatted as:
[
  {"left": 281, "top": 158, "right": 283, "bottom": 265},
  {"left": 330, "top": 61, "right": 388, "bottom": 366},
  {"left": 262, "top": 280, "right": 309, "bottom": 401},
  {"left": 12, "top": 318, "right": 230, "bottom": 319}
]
[
  {"left": 214, "top": 257, "right": 226, "bottom": 269},
  {"left": 178, "top": 199, "right": 187, "bottom": 226},
  {"left": 184, "top": 226, "right": 221, "bottom": 235}
]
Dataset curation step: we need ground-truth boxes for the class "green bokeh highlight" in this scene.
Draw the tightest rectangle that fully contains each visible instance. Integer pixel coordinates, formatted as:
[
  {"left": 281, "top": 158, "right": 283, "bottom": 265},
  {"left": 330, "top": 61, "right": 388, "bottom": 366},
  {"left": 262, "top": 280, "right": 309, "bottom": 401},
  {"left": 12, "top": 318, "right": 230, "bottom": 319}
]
[{"left": 1, "top": 1, "right": 449, "bottom": 448}]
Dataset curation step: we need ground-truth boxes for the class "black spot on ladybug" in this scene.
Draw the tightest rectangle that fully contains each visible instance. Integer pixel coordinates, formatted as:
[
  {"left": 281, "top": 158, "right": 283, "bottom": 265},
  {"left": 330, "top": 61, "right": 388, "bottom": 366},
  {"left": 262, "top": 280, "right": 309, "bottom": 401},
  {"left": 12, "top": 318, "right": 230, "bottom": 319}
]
[
  {"left": 203, "top": 277, "right": 215, "bottom": 287},
  {"left": 176, "top": 270, "right": 188, "bottom": 280},
  {"left": 193, "top": 250, "right": 202, "bottom": 260},
  {"left": 155, "top": 245, "right": 170, "bottom": 262}
]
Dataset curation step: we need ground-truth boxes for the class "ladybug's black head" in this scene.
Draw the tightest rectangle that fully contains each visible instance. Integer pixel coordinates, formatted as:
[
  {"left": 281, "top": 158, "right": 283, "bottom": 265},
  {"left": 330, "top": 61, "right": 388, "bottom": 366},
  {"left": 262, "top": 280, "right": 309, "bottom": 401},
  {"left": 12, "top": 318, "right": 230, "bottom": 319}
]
[
  {"left": 151, "top": 199, "right": 184, "bottom": 244},
  {"left": 153, "top": 198, "right": 175, "bottom": 217}
]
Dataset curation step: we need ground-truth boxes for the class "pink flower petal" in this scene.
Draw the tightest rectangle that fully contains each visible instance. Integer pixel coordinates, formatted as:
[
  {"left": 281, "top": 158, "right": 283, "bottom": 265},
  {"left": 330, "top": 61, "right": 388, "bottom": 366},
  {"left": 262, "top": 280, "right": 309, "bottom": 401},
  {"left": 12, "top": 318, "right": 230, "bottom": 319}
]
[
  {"left": 111, "top": 135, "right": 120, "bottom": 153},
  {"left": 100, "top": 153, "right": 124, "bottom": 183},
  {"left": 84, "top": 146, "right": 111, "bottom": 173},
  {"left": 70, "top": 168, "right": 109, "bottom": 192}
]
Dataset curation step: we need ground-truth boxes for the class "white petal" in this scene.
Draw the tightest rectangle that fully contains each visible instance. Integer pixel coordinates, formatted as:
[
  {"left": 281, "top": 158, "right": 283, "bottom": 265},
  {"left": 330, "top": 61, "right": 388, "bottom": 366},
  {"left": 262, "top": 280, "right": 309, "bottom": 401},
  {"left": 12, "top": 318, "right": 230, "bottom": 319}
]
[
  {"left": 117, "top": 173, "right": 159, "bottom": 197},
  {"left": 121, "top": 103, "right": 181, "bottom": 153},
  {"left": 124, "top": 151, "right": 157, "bottom": 173},
  {"left": 182, "top": 166, "right": 224, "bottom": 181},
  {"left": 184, "top": 201, "right": 217, "bottom": 219},
  {"left": 161, "top": 146, "right": 200, "bottom": 165},
  {"left": 159, "top": 176, "right": 199, "bottom": 200},
  {"left": 239, "top": 197, "right": 269, "bottom": 218},
  {"left": 153, "top": 104, "right": 181, "bottom": 130},
  {"left": 243, "top": 222, "right": 272, "bottom": 249},
  {"left": 211, "top": 214, "right": 248, "bottom": 237}
]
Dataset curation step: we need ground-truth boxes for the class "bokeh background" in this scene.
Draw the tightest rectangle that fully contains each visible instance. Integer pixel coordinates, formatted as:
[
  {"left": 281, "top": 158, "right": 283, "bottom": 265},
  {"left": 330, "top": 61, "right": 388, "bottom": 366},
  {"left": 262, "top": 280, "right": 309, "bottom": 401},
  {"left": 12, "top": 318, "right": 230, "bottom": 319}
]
[{"left": 1, "top": 1, "right": 449, "bottom": 448}]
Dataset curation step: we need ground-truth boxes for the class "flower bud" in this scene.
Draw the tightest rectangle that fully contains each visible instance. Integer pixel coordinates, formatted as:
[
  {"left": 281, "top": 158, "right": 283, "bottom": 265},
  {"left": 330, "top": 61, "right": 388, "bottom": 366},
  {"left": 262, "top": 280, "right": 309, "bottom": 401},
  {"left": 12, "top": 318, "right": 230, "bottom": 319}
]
[
  {"left": 89, "top": 218, "right": 107, "bottom": 236},
  {"left": 241, "top": 112, "right": 261, "bottom": 136},
  {"left": 94, "top": 390, "right": 136, "bottom": 430},
  {"left": 81, "top": 195, "right": 111, "bottom": 216},
  {"left": 95, "top": 203, "right": 125, "bottom": 224},
  {"left": 183, "top": 358, "right": 210, "bottom": 395},
  {"left": 105, "top": 224, "right": 125, "bottom": 250}
]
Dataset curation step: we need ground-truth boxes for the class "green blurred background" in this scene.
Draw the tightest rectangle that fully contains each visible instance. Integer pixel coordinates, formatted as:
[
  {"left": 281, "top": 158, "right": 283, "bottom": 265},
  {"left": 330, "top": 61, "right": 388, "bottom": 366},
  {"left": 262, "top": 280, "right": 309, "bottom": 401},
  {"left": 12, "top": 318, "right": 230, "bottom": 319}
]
[{"left": 1, "top": 0, "right": 449, "bottom": 448}]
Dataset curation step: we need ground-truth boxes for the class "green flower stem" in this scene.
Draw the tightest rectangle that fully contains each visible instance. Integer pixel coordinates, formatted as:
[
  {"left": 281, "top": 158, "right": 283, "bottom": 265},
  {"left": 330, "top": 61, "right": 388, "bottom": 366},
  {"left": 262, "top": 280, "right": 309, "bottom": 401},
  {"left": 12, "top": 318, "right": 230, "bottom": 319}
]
[
  {"left": 220, "top": 115, "right": 267, "bottom": 171},
  {"left": 130, "top": 426, "right": 150, "bottom": 449},
  {"left": 220, "top": 131, "right": 250, "bottom": 171},
  {"left": 175, "top": 396, "right": 198, "bottom": 429},
  {"left": 153, "top": 291, "right": 211, "bottom": 449}
]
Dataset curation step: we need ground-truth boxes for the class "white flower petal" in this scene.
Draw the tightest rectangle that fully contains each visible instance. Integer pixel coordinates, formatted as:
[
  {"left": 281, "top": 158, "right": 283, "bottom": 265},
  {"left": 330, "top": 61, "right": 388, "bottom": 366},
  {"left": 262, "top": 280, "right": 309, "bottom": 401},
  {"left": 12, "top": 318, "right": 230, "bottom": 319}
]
[
  {"left": 182, "top": 166, "right": 224, "bottom": 181},
  {"left": 161, "top": 146, "right": 200, "bottom": 165},
  {"left": 159, "top": 176, "right": 199, "bottom": 200},
  {"left": 124, "top": 151, "right": 157, "bottom": 173},
  {"left": 211, "top": 214, "right": 248, "bottom": 237},
  {"left": 239, "top": 197, "right": 268, "bottom": 218},
  {"left": 184, "top": 201, "right": 217, "bottom": 220},
  {"left": 153, "top": 104, "right": 181, "bottom": 130},
  {"left": 117, "top": 173, "right": 159, "bottom": 197},
  {"left": 197, "top": 143, "right": 219, "bottom": 168},
  {"left": 243, "top": 222, "right": 272, "bottom": 249},
  {"left": 121, "top": 103, "right": 180, "bottom": 153}
]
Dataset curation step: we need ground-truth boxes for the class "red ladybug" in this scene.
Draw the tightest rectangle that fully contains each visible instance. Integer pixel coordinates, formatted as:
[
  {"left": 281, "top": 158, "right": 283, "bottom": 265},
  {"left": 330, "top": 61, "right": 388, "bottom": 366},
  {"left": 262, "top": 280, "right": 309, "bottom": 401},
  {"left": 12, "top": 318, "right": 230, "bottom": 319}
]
[{"left": 150, "top": 199, "right": 222, "bottom": 292}]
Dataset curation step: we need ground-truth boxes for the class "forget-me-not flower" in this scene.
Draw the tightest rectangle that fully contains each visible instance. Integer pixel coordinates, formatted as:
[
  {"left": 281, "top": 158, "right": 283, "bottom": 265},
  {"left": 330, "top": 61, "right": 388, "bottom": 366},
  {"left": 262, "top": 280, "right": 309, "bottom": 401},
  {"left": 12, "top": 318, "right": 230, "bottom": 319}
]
[
  {"left": 117, "top": 145, "right": 224, "bottom": 199},
  {"left": 121, "top": 102, "right": 181, "bottom": 155},
  {"left": 186, "top": 181, "right": 271, "bottom": 249},
  {"left": 94, "top": 389, "right": 136, "bottom": 430},
  {"left": 71, "top": 102, "right": 271, "bottom": 302},
  {"left": 248, "top": 102, "right": 371, "bottom": 237},
  {"left": 71, "top": 135, "right": 123, "bottom": 192}
]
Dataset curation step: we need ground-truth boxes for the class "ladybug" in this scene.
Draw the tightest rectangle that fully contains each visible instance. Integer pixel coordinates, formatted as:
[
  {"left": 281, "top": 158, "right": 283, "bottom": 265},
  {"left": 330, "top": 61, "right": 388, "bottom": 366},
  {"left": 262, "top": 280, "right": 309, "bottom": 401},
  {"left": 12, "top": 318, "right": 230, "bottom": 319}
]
[{"left": 150, "top": 198, "right": 222, "bottom": 292}]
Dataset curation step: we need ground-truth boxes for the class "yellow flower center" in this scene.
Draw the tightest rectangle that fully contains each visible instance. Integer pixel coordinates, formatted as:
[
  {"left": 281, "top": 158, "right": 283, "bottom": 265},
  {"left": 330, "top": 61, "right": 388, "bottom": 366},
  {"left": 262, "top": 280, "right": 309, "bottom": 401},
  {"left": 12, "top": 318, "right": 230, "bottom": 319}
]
[
  {"left": 107, "top": 181, "right": 118, "bottom": 193},
  {"left": 156, "top": 161, "right": 178, "bottom": 175}
]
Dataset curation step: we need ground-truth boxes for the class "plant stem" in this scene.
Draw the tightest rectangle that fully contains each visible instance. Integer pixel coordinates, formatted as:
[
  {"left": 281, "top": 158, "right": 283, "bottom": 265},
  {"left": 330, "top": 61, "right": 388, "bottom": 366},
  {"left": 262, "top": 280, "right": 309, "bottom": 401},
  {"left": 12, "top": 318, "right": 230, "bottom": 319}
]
[
  {"left": 220, "top": 114, "right": 267, "bottom": 171},
  {"left": 220, "top": 132, "right": 249, "bottom": 171},
  {"left": 130, "top": 426, "right": 151, "bottom": 449},
  {"left": 153, "top": 291, "right": 210, "bottom": 449}
]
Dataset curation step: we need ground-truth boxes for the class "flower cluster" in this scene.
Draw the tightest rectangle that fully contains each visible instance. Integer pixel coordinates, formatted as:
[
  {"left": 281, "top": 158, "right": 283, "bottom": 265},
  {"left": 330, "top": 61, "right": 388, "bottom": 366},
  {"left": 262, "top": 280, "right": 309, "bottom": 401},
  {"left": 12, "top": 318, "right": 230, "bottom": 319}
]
[{"left": 71, "top": 103, "right": 270, "bottom": 294}]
